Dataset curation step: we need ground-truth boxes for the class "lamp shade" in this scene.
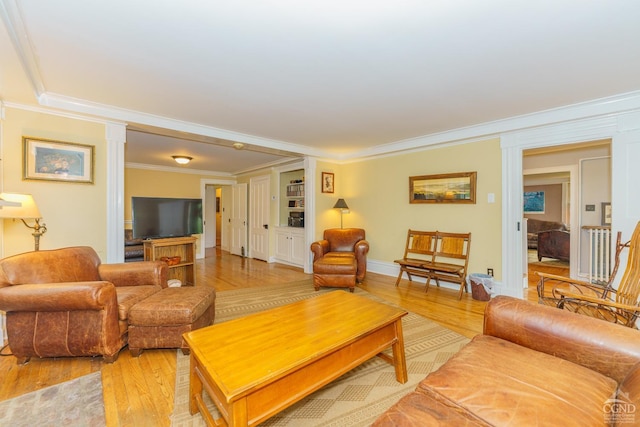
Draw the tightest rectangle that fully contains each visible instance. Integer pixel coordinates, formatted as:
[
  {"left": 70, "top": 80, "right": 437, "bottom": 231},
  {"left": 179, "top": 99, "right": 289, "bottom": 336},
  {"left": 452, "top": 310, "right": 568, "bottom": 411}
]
[
  {"left": 0, "top": 193, "right": 42, "bottom": 219},
  {"left": 333, "top": 199, "right": 349, "bottom": 209}
]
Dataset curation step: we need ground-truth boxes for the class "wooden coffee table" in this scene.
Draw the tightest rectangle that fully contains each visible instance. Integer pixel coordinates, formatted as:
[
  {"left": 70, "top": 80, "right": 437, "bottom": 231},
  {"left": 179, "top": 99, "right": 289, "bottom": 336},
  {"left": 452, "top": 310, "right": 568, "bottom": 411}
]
[{"left": 183, "top": 291, "right": 408, "bottom": 427}]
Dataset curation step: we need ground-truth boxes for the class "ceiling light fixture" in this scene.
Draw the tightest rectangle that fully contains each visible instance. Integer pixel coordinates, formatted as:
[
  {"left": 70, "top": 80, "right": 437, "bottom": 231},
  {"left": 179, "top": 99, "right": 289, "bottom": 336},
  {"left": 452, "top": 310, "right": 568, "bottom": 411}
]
[
  {"left": 172, "top": 155, "right": 192, "bottom": 165},
  {"left": 232, "top": 142, "right": 245, "bottom": 150}
]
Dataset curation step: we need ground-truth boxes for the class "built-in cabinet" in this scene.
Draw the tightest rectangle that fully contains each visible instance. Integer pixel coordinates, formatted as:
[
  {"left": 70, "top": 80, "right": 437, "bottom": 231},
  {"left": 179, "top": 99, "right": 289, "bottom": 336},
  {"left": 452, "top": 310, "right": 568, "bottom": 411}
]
[
  {"left": 279, "top": 169, "right": 305, "bottom": 228},
  {"left": 274, "top": 168, "right": 306, "bottom": 267},
  {"left": 274, "top": 226, "right": 306, "bottom": 266},
  {"left": 143, "top": 236, "right": 197, "bottom": 286}
]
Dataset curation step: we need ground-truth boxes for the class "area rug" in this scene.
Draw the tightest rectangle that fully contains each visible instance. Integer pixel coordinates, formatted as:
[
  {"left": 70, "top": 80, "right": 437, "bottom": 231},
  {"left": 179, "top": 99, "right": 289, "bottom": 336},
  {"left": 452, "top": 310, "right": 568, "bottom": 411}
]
[
  {"left": 527, "top": 249, "right": 569, "bottom": 268},
  {"left": 0, "top": 371, "right": 105, "bottom": 426},
  {"left": 171, "top": 281, "right": 470, "bottom": 426}
]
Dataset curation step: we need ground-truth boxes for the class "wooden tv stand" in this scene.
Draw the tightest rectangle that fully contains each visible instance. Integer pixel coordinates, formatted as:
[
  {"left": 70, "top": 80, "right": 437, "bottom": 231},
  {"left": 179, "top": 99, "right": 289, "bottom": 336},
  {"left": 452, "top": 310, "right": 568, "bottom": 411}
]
[{"left": 143, "top": 236, "right": 197, "bottom": 286}]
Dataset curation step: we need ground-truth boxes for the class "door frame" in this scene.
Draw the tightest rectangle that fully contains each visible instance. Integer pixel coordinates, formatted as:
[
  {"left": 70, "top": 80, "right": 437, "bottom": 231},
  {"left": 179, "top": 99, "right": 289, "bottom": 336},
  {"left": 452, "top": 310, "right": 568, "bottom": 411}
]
[
  {"left": 523, "top": 165, "right": 579, "bottom": 279},
  {"left": 199, "top": 178, "right": 236, "bottom": 259},
  {"left": 501, "top": 113, "right": 640, "bottom": 298}
]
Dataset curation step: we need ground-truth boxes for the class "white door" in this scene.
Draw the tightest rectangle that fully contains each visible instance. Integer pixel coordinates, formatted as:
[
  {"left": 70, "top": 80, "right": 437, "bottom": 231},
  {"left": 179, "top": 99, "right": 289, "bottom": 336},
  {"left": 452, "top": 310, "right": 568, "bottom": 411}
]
[
  {"left": 230, "top": 183, "right": 248, "bottom": 256},
  {"left": 249, "top": 175, "right": 270, "bottom": 261}
]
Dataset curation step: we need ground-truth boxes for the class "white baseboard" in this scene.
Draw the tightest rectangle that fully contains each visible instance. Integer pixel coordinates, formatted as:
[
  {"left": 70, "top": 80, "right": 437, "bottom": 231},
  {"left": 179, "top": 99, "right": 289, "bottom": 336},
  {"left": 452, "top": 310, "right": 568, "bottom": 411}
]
[{"left": 367, "top": 259, "right": 505, "bottom": 296}]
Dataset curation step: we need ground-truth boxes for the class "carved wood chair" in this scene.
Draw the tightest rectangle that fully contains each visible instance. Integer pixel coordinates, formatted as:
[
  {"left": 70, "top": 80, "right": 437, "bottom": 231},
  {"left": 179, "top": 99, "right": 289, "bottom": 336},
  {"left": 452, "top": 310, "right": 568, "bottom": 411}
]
[{"left": 536, "top": 221, "right": 640, "bottom": 328}]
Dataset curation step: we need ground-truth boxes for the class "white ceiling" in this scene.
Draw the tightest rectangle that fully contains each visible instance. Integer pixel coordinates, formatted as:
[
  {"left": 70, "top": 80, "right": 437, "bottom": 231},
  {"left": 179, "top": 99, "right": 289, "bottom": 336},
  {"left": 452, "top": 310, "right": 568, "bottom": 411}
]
[{"left": 1, "top": 1, "right": 640, "bottom": 174}]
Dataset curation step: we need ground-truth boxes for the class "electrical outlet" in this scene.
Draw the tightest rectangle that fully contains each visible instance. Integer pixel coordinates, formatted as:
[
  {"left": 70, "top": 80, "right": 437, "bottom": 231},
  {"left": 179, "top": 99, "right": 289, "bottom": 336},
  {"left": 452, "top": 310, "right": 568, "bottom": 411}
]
[{"left": 487, "top": 268, "right": 494, "bottom": 277}]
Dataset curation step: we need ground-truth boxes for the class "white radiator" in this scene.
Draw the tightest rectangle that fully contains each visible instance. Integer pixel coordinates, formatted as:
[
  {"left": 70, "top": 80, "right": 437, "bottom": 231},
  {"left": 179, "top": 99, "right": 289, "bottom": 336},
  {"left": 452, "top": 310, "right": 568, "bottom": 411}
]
[{"left": 588, "top": 227, "right": 612, "bottom": 284}]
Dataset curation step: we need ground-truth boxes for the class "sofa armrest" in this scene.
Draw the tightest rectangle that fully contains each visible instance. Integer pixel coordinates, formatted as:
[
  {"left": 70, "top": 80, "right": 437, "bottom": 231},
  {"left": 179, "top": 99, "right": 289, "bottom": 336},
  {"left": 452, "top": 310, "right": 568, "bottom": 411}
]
[
  {"left": 310, "top": 240, "right": 330, "bottom": 261},
  {"left": 354, "top": 239, "right": 370, "bottom": 276},
  {"left": 99, "top": 261, "right": 168, "bottom": 288},
  {"left": 484, "top": 296, "right": 640, "bottom": 383},
  {"left": 0, "top": 281, "right": 116, "bottom": 312}
]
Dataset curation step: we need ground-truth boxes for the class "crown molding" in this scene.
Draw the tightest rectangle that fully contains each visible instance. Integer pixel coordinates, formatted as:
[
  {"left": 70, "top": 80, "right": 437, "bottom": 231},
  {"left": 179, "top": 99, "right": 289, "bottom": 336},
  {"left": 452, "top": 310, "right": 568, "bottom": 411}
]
[
  {"left": 39, "top": 92, "right": 329, "bottom": 158},
  {"left": 0, "top": 0, "right": 45, "bottom": 96},
  {"left": 1, "top": 100, "right": 126, "bottom": 126},
  {"left": 346, "top": 90, "right": 640, "bottom": 161}
]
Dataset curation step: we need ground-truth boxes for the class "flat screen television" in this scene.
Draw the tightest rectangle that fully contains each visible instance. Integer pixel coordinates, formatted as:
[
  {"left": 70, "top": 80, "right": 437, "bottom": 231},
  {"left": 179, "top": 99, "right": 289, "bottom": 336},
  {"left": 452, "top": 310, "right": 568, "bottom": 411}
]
[{"left": 132, "top": 197, "right": 203, "bottom": 239}]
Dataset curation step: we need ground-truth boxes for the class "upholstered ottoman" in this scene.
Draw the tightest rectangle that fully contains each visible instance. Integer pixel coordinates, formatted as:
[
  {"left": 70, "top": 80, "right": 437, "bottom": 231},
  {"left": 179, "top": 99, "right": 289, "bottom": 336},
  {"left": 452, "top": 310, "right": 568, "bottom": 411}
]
[
  {"left": 313, "top": 254, "right": 357, "bottom": 292},
  {"left": 128, "top": 286, "right": 216, "bottom": 356}
]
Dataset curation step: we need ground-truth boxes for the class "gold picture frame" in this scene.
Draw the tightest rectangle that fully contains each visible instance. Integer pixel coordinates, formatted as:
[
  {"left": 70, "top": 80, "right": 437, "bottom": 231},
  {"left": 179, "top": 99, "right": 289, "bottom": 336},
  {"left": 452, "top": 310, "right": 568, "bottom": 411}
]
[
  {"left": 409, "top": 171, "right": 477, "bottom": 204},
  {"left": 322, "top": 172, "right": 334, "bottom": 193},
  {"left": 23, "top": 137, "right": 95, "bottom": 184}
]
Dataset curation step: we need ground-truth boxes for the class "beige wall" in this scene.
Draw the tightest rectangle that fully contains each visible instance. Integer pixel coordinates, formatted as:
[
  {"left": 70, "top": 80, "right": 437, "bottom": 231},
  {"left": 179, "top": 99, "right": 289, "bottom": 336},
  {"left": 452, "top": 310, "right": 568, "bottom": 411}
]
[
  {"left": 124, "top": 168, "right": 220, "bottom": 224},
  {"left": 1, "top": 107, "right": 503, "bottom": 279},
  {"left": 314, "top": 160, "right": 343, "bottom": 234},
  {"left": 1, "top": 107, "right": 108, "bottom": 258},
  {"left": 323, "top": 139, "right": 503, "bottom": 279}
]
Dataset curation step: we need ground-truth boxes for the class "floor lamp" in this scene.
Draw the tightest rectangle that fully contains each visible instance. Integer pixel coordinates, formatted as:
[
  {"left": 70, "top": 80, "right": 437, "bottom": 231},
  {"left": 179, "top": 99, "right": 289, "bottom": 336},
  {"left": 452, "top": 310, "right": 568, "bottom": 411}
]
[
  {"left": 0, "top": 193, "right": 47, "bottom": 251},
  {"left": 333, "top": 198, "right": 350, "bottom": 229}
]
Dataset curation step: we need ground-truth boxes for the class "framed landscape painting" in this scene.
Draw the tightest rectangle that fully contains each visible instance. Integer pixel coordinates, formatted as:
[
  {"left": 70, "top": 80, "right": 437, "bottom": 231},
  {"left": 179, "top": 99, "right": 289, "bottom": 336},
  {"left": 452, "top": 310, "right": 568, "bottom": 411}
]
[
  {"left": 23, "top": 137, "right": 94, "bottom": 183},
  {"left": 409, "top": 171, "right": 477, "bottom": 204},
  {"left": 523, "top": 191, "right": 545, "bottom": 213}
]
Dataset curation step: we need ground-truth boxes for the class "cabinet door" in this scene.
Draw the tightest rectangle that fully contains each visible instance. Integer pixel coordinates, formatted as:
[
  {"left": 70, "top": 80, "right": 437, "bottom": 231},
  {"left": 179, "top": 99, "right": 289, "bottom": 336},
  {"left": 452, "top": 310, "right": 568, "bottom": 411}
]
[
  {"left": 274, "top": 230, "right": 291, "bottom": 261},
  {"left": 290, "top": 231, "right": 306, "bottom": 266}
]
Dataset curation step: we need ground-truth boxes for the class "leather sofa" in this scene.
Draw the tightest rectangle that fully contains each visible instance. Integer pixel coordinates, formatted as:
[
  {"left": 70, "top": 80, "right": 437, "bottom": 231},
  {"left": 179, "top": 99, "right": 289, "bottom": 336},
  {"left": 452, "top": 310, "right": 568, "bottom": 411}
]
[
  {"left": 526, "top": 218, "right": 567, "bottom": 249},
  {"left": 373, "top": 296, "right": 640, "bottom": 426},
  {"left": 310, "top": 228, "right": 369, "bottom": 291},
  {"left": 0, "top": 246, "right": 167, "bottom": 363}
]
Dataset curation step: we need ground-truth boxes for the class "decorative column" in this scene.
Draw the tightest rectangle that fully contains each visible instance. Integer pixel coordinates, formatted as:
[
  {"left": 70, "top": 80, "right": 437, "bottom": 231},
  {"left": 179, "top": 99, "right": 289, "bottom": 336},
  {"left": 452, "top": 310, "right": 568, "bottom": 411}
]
[{"left": 105, "top": 122, "right": 126, "bottom": 263}]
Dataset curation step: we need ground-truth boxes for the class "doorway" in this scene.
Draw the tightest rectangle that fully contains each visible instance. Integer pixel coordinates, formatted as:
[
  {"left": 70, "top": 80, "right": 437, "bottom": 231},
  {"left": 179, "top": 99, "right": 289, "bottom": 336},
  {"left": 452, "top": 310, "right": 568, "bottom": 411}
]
[
  {"left": 200, "top": 178, "right": 236, "bottom": 259},
  {"left": 204, "top": 185, "right": 224, "bottom": 249},
  {"left": 522, "top": 141, "right": 611, "bottom": 289}
]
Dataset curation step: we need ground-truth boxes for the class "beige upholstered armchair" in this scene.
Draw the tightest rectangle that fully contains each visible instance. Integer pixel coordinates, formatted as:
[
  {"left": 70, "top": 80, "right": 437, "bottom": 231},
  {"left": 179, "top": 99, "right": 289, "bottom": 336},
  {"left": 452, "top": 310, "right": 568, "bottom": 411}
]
[
  {"left": 0, "top": 246, "right": 167, "bottom": 364},
  {"left": 310, "top": 228, "right": 369, "bottom": 283}
]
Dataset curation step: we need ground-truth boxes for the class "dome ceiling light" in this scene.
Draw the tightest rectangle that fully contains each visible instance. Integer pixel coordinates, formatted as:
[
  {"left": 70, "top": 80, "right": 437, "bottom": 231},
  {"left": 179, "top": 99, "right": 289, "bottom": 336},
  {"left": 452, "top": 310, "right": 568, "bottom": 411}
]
[{"left": 172, "top": 155, "right": 192, "bottom": 165}]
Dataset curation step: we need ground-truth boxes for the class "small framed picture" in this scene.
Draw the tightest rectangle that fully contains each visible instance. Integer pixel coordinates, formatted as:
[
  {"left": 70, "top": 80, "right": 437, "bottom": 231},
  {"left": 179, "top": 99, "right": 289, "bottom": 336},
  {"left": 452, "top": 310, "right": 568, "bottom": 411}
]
[
  {"left": 322, "top": 172, "right": 334, "bottom": 193},
  {"left": 23, "top": 136, "right": 94, "bottom": 183},
  {"left": 602, "top": 202, "right": 612, "bottom": 226}
]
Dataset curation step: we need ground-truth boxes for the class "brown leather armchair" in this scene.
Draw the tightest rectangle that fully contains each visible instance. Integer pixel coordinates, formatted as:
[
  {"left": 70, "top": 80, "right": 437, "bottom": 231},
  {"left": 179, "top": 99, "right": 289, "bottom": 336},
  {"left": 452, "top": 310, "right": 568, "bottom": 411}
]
[
  {"left": 0, "top": 246, "right": 167, "bottom": 364},
  {"left": 310, "top": 228, "right": 369, "bottom": 284}
]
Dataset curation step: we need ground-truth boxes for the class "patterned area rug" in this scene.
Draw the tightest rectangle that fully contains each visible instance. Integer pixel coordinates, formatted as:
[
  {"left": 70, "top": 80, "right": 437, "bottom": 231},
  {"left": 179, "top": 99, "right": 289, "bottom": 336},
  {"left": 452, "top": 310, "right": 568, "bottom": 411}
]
[
  {"left": 171, "top": 281, "right": 470, "bottom": 426},
  {"left": 0, "top": 371, "right": 105, "bottom": 426}
]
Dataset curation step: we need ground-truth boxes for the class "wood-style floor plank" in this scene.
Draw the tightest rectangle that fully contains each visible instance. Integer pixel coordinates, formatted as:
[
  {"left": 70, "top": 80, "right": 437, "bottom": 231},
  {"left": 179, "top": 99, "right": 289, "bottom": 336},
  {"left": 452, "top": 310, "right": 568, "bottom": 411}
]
[{"left": 0, "top": 248, "right": 567, "bottom": 426}]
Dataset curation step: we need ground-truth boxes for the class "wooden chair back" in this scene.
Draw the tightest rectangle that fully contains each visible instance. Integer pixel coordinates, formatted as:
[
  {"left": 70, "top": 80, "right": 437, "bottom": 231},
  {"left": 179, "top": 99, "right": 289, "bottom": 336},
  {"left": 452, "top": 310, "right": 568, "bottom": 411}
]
[
  {"left": 435, "top": 232, "right": 471, "bottom": 262},
  {"left": 614, "top": 221, "right": 640, "bottom": 307},
  {"left": 404, "top": 230, "right": 437, "bottom": 260}
]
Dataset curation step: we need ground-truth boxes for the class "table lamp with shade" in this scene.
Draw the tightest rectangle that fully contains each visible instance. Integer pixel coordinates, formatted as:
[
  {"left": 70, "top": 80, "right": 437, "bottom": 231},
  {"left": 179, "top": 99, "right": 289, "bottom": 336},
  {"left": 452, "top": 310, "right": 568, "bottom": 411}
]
[{"left": 0, "top": 193, "right": 47, "bottom": 251}]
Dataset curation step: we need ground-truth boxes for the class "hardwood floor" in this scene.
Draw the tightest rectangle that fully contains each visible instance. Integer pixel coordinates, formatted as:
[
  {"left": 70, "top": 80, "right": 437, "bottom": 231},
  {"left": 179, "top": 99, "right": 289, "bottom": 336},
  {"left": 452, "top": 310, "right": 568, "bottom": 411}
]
[{"left": 0, "top": 249, "right": 568, "bottom": 426}]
